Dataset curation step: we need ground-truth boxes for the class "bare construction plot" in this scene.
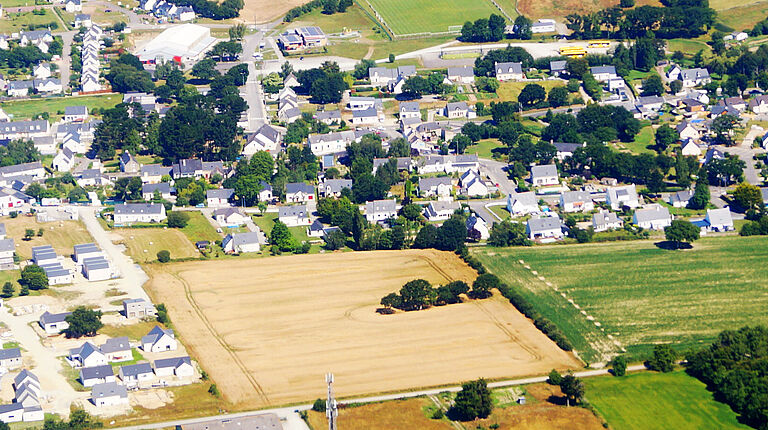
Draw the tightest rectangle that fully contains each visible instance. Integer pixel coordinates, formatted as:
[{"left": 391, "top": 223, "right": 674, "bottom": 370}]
[{"left": 145, "top": 250, "right": 581, "bottom": 408}]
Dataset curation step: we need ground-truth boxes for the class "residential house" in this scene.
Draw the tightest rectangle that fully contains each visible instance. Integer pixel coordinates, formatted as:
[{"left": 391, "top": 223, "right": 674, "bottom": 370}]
[
  {"left": 140, "top": 164, "right": 172, "bottom": 184},
  {"left": 592, "top": 210, "right": 623, "bottom": 232},
  {"left": 153, "top": 356, "right": 194, "bottom": 377},
  {"left": 443, "top": 101, "right": 474, "bottom": 119},
  {"left": 63, "top": 106, "right": 88, "bottom": 122},
  {"left": 80, "top": 365, "right": 115, "bottom": 387},
  {"left": 446, "top": 66, "right": 475, "bottom": 84},
  {"left": 553, "top": 142, "right": 584, "bottom": 161},
  {"left": 0, "top": 404, "right": 24, "bottom": 423},
  {"left": 351, "top": 107, "right": 380, "bottom": 125},
  {"left": 171, "top": 159, "right": 227, "bottom": 180},
  {"left": 632, "top": 204, "right": 672, "bottom": 230},
  {"left": 466, "top": 214, "right": 490, "bottom": 240},
  {"left": 676, "top": 121, "right": 699, "bottom": 140},
  {"left": 531, "top": 18, "right": 556, "bottom": 32},
  {"left": 283, "top": 73, "right": 300, "bottom": 88},
  {"left": 74, "top": 13, "right": 92, "bottom": 28},
  {"left": 606, "top": 185, "right": 639, "bottom": 210},
  {"left": 114, "top": 203, "right": 167, "bottom": 225},
  {"left": 314, "top": 110, "right": 341, "bottom": 125},
  {"left": 418, "top": 177, "right": 452, "bottom": 198},
  {"left": 69, "top": 342, "right": 107, "bottom": 368},
  {"left": 348, "top": 96, "right": 377, "bottom": 111},
  {"left": 242, "top": 124, "right": 281, "bottom": 156},
  {"left": 526, "top": 217, "right": 563, "bottom": 240},
  {"left": 206, "top": 188, "right": 234, "bottom": 208},
  {"left": 559, "top": 190, "right": 594, "bottom": 212},
  {"left": 399, "top": 102, "right": 421, "bottom": 120},
  {"left": 0, "top": 121, "right": 49, "bottom": 141},
  {"left": 681, "top": 138, "right": 703, "bottom": 157},
  {"left": 91, "top": 382, "right": 128, "bottom": 407},
  {"left": 33, "top": 78, "right": 62, "bottom": 94},
  {"left": 680, "top": 98, "right": 706, "bottom": 112},
  {"left": 65, "top": 0, "right": 82, "bottom": 12},
  {"left": 285, "top": 182, "right": 315, "bottom": 203},
  {"left": 77, "top": 169, "right": 113, "bottom": 187},
  {"left": 320, "top": 179, "right": 352, "bottom": 198},
  {"left": 494, "top": 62, "right": 523, "bottom": 81},
  {"left": 373, "top": 157, "right": 412, "bottom": 174},
  {"left": 591, "top": 65, "right": 618, "bottom": 82},
  {"left": 177, "top": 414, "right": 283, "bottom": 430},
  {"left": 721, "top": 97, "right": 747, "bottom": 112},
  {"left": 704, "top": 208, "right": 734, "bottom": 232},
  {"left": 32, "top": 136, "right": 56, "bottom": 156},
  {"left": 364, "top": 199, "right": 397, "bottom": 223},
  {"left": 424, "top": 200, "right": 460, "bottom": 222},
  {"left": 258, "top": 181, "right": 273, "bottom": 202},
  {"left": 119, "top": 363, "right": 154, "bottom": 385},
  {"left": 141, "top": 182, "right": 173, "bottom": 200},
  {"left": 213, "top": 208, "right": 248, "bottom": 227},
  {"left": 368, "top": 66, "right": 416, "bottom": 87},
  {"left": 101, "top": 337, "right": 132, "bottom": 362},
  {"left": 141, "top": 326, "right": 177, "bottom": 352},
  {"left": 0, "top": 348, "right": 21, "bottom": 369},
  {"left": 119, "top": 151, "right": 140, "bottom": 173},
  {"left": 307, "top": 219, "right": 325, "bottom": 237},
  {"left": 122, "top": 298, "right": 156, "bottom": 319},
  {"left": 636, "top": 95, "right": 665, "bottom": 113},
  {"left": 530, "top": 164, "right": 559, "bottom": 186},
  {"left": 32, "top": 63, "right": 51, "bottom": 79},
  {"left": 308, "top": 130, "right": 359, "bottom": 156},
  {"left": 221, "top": 232, "right": 261, "bottom": 253},
  {"left": 461, "top": 174, "right": 490, "bottom": 197},
  {"left": 506, "top": 192, "right": 538, "bottom": 216},
  {"left": 669, "top": 190, "right": 692, "bottom": 208},
  {"left": 550, "top": 60, "right": 567, "bottom": 77},
  {"left": 19, "top": 30, "right": 53, "bottom": 46},
  {"left": 278, "top": 205, "right": 310, "bottom": 227},
  {"left": 679, "top": 68, "right": 711, "bottom": 87},
  {"left": 749, "top": 95, "right": 768, "bottom": 114},
  {"left": 38, "top": 311, "right": 71, "bottom": 335},
  {"left": 73, "top": 243, "right": 102, "bottom": 264},
  {"left": 52, "top": 148, "right": 75, "bottom": 172},
  {"left": 6, "top": 80, "right": 34, "bottom": 97}
]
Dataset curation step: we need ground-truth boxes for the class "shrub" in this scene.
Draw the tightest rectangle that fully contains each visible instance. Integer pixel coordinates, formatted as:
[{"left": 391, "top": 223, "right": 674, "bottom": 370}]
[
  {"left": 547, "top": 369, "right": 563, "bottom": 385},
  {"left": 157, "top": 250, "right": 171, "bottom": 263},
  {"left": 167, "top": 211, "right": 190, "bottom": 228},
  {"left": 312, "top": 398, "right": 326, "bottom": 412}
]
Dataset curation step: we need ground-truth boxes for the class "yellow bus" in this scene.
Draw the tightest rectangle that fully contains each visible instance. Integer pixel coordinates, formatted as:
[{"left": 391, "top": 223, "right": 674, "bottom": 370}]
[
  {"left": 559, "top": 46, "right": 587, "bottom": 58},
  {"left": 588, "top": 41, "right": 610, "bottom": 48}
]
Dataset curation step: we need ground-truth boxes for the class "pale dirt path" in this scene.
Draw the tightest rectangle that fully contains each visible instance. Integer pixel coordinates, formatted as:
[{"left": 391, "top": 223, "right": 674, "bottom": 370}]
[{"left": 363, "top": 46, "right": 375, "bottom": 60}]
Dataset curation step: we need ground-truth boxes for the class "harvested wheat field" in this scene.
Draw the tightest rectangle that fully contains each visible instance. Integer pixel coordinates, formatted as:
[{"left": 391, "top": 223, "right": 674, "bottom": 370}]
[
  {"left": 518, "top": 0, "right": 661, "bottom": 19},
  {"left": 240, "top": 0, "right": 307, "bottom": 23},
  {"left": 145, "top": 250, "right": 581, "bottom": 408},
  {"left": 307, "top": 397, "right": 452, "bottom": 429}
]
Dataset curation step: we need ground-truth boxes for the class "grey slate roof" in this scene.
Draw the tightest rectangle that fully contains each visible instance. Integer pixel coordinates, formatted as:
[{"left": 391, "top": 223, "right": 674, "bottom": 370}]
[
  {"left": 278, "top": 205, "right": 307, "bottom": 218},
  {"left": 206, "top": 188, "right": 234, "bottom": 199},
  {"left": 142, "top": 182, "right": 172, "bottom": 195},
  {"left": 419, "top": 176, "right": 451, "bottom": 190},
  {"left": 101, "top": 337, "right": 130, "bottom": 353},
  {"left": 634, "top": 205, "right": 671, "bottom": 223},
  {"left": 561, "top": 190, "right": 591, "bottom": 204},
  {"left": 550, "top": 60, "right": 567, "bottom": 72},
  {"left": 141, "top": 164, "right": 172, "bottom": 177},
  {"left": 141, "top": 325, "right": 173, "bottom": 346},
  {"left": 447, "top": 66, "right": 475, "bottom": 78},
  {"left": 65, "top": 105, "right": 88, "bottom": 115},
  {"left": 0, "top": 348, "right": 21, "bottom": 360},
  {"left": 14, "top": 370, "right": 38, "bottom": 387},
  {"left": 531, "top": 164, "right": 558, "bottom": 179},
  {"left": 706, "top": 208, "right": 732, "bottom": 226},
  {"left": 322, "top": 179, "right": 352, "bottom": 194},
  {"left": 80, "top": 365, "right": 114, "bottom": 380},
  {"left": 120, "top": 362, "right": 152, "bottom": 377},
  {"left": 228, "top": 232, "right": 260, "bottom": 248},
  {"left": 590, "top": 65, "right": 616, "bottom": 75},
  {"left": 40, "top": 311, "right": 71, "bottom": 325},
  {"left": 0, "top": 404, "right": 23, "bottom": 414},
  {"left": 0, "top": 238, "right": 14, "bottom": 253},
  {"left": 592, "top": 211, "right": 621, "bottom": 227},
  {"left": 527, "top": 217, "right": 562, "bottom": 233},
  {"left": 399, "top": 102, "right": 420, "bottom": 113},
  {"left": 114, "top": 203, "right": 164, "bottom": 215},
  {"left": 285, "top": 182, "right": 315, "bottom": 195},
  {"left": 680, "top": 68, "right": 710, "bottom": 81},
  {"left": 365, "top": 199, "right": 396, "bottom": 214},
  {"left": 495, "top": 62, "right": 522, "bottom": 75},
  {"left": 154, "top": 356, "right": 191, "bottom": 369},
  {"left": 92, "top": 382, "right": 127, "bottom": 399},
  {"left": 0, "top": 161, "right": 44, "bottom": 176}
]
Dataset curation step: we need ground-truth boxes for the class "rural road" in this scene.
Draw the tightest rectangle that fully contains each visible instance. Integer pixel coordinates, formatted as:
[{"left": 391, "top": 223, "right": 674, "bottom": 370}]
[{"left": 114, "top": 365, "right": 648, "bottom": 430}]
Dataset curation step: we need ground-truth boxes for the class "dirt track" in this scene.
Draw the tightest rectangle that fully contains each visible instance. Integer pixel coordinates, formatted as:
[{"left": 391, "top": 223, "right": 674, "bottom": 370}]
[{"left": 145, "top": 250, "right": 581, "bottom": 408}]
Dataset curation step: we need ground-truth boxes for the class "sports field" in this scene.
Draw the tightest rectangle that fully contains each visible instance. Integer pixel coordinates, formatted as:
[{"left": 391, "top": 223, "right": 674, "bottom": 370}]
[
  {"left": 585, "top": 371, "right": 749, "bottom": 430},
  {"left": 113, "top": 228, "right": 199, "bottom": 262},
  {"left": 145, "top": 250, "right": 581, "bottom": 407},
  {"left": 367, "top": 0, "right": 499, "bottom": 35},
  {"left": 474, "top": 236, "right": 768, "bottom": 364}
]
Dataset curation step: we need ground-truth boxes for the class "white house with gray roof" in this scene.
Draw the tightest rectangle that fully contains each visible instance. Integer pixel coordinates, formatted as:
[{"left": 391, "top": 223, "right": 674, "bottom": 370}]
[
  {"left": 592, "top": 210, "right": 623, "bottom": 232},
  {"left": 113, "top": 203, "right": 167, "bottom": 225},
  {"left": 69, "top": 342, "right": 107, "bottom": 368},
  {"left": 606, "top": 185, "right": 639, "bottom": 210},
  {"left": 507, "top": 192, "right": 538, "bottom": 216},
  {"left": 278, "top": 205, "right": 310, "bottom": 227},
  {"left": 447, "top": 66, "right": 475, "bottom": 84},
  {"left": 213, "top": 208, "right": 248, "bottom": 227},
  {"left": 206, "top": 188, "right": 234, "bottom": 208},
  {"left": 424, "top": 200, "right": 460, "bottom": 221},
  {"left": 399, "top": 102, "right": 421, "bottom": 120},
  {"left": 679, "top": 68, "right": 711, "bottom": 87},
  {"left": 669, "top": 190, "right": 692, "bottom": 208},
  {"left": 495, "top": 62, "right": 523, "bottom": 81},
  {"left": 590, "top": 65, "right": 617, "bottom": 82},
  {"left": 704, "top": 208, "right": 733, "bottom": 232},
  {"left": 39, "top": 311, "right": 72, "bottom": 335},
  {"left": 222, "top": 232, "right": 261, "bottom": 253},
  {"left": 92, "top": 382, "right": 128, "bottom": 407},
  {"left": 526, "top": 217, "right": 563, "bottom": 240},
  {"left": 123, "top": 298, "right": 156, "bottom": 319},
  {"left": 443, "top": 102, "right": 474, "bottom": 119},
  {"left": 285, "top": 183, "right": 315, "bottom": 203},
  {"left": 320, "top": 179, "right": 352, "bottom": 198},
  {"left": 141, "top": 326, "right": 177, "bottom": 353},
  {"left": 368, "top": 66, "right": 417, "bottom": 87},
  {"left": 153, "top": 356, "right": 193, "bottom": 377},
  {"left": 80, "top": 365, "right": 115, "bottom": 387},
  {"left": 632, "top": 204, "right": 672, "bottom": 230},
  {"left": 530, "top": 164, "right": 559, "bottom": 186},
  {"left": 101, "top": 337, "right": 131, "bottom": 362},
  {"left": 418, "top": 176, "right": 452, "bottom": 198},
  {"left": 142, "top": 182, "right": 173, "bottom": 200},
  {"left": 314, "top": 110, "right": 342, "bottom": 125},
  {"left": 0, "top": 121, "right": 49, "bottom": 141},
  {"left": 242, "top": 124, "right": 282, "bottom": 156},
  {"left": 0, "top": 348, "right": 21, "bottom": 369},
  {"left": 364, "top": 199, "right": 397, "bottom": 223},
  {"left": 0, "top": 238, "right": 14, "bottom": 270},
  {"left": 119, "top": 363, "right": 154, "bottom": 385},
  {"left": 560, "top": 190, "right": 594, "bottom": 212},
  {"left": 63, "top": 106, "right": 88, "bottom": 122}
]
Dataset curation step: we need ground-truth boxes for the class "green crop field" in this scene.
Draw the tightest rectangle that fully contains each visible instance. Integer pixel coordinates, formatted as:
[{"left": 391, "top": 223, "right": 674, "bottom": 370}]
[
  {"left": 473, "top": 236, "right": 768, "bottom": 364},
  {"left": 585, "top": 371, "right": 749, "bottom": 430},
  {"left": 366, "top": 0, "right": 499, "bottom": 35},
  {"left": 2, "top": 94, "right": 122, "bottom": 120}
]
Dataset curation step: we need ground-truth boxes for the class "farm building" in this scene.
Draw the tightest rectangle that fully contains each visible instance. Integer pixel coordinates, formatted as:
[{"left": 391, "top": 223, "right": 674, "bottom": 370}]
[
  {"left": 153, "top": 356, "right": 193, "bottom": 377},
  {"left": 39, "top": 311, "right": 71, "bottom": 335},
  {"left": 91, "top": 382, "right": 128, "bottom": 407},
  {"left": 135, "top": 23, "right": 218, "bottom": 65}
]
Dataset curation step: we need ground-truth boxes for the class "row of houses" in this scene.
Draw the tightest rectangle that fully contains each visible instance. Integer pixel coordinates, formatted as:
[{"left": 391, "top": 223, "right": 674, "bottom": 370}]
[
  {"left": 139, "top": 0, "right": 195, "bottom": 21},
  {"left": 0, "top": 370, "right": 44, "bottom": 423},
  {"left": 80, "top": 24, "right": 104, "bottom": 93}
]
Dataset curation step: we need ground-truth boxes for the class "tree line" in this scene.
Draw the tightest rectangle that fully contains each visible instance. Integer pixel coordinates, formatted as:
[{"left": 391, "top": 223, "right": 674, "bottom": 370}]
[
  {"left": 166, "top": 0, "right": 243, "bottom": 19},
  {"left": 284, "top": 0, "right": 352, "bottom": 22}
]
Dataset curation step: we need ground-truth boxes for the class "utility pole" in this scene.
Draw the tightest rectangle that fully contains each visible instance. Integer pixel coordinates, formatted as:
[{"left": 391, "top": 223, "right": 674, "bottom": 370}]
[{"left": 326, "top": 373, "right": 338, "bottom": 430}]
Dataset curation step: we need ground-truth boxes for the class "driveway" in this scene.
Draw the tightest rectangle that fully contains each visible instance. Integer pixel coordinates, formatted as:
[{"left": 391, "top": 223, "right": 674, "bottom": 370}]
[{"left": 57, "top": 30, "right": 76, "bottom": 92}]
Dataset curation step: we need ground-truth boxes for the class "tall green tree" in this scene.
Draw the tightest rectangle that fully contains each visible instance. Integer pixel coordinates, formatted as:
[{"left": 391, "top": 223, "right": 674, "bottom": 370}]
[
  {"left": 449, "top": 379, "right": 493, "bottom": 420},
  {"left": 63, "top": 307, "right": 103, "bottom": 338},
  {"left": 664, "top": 220, "right": 700, "bottom": 249}
]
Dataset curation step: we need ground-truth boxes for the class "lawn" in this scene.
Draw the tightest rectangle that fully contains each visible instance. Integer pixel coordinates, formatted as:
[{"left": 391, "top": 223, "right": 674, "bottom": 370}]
[
  {"left": 252, "top": 212, "right": 310, "bottom": 243},
  {"left": 615, "top": 125, "right": 655, "bottom": 154},
  {"left": 488, "top": 204, "right": 511, "bottom": 221},
  {"left": 366, "top": 0, "right": 498, "bottom": 35},
  {"left": 113, "top": 227, "right": 199, "bottom": 263},
  {"left": 585, "top": 371, "right": 749, "bottom": 430},
  {"left": 473, "top": 236, "right": 768, "bottom": 364},
  {"left": 4, "top": 217, "right": 94, "bottom": 260},
  {"left": 465, "top": 139, "right": 504, "bottom": 159},
  {"left": 667, "top": 38, "right": 712, "bottom": 56},
  {"left": 496, "top": 80, "right": 570, "bottom": 103},
  {"left": 0, "top": 9, "right": 59, "bottom": 33},
  {"left": 180, "top": 211, "right": 220, "bottom": 244},
  {"left": 2, "top": 94, "right": 121, "bottom": 121},
  {"left": 716, "top": 0, "right": 768, "bottom": 30},
  {"left": 100, "top": 321, "right": 164, "bottom": 341}
]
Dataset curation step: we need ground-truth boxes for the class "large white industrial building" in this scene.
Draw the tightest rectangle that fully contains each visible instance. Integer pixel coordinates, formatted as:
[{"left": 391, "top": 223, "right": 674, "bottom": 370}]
[{"left": 134, "top": 23, "right": 217, "bottom": 65}]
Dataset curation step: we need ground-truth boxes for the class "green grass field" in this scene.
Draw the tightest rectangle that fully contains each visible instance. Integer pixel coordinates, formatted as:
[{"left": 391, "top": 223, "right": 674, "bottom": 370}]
[
  {"left": 180, "top": 211, "right": 221, "bottom": 244},
  {"left": 496, "top": 81, "right": 571, "bottom": 103},
  {"left": 114, "top": 227, "right": 200, "bottom": 262},
  {"left": 474, "top": 236, "right": 768, "bottom": 363},
  {"left": 252, "top": 212, "right": 311, "bottom": 243},
  {"left": 367, "top": 0, "right": 498, "bottom": 34},
  {"left": 0, "top": 9, "right": 59, "bottom": 33},
  {"left": 465, "top": 138, "right": 504, "bottom": 159},
  {"left": 715, "top": 0, "right": 768, "bottom": 31},
  {"left": 2, "top": 94, "right": 121, "bottom": 121},
  {"left": 586, "top": 371, "right": 749, "bottom": 430},
  {"left": 615, "top": 125, "right": 655, "bottom": 155}
]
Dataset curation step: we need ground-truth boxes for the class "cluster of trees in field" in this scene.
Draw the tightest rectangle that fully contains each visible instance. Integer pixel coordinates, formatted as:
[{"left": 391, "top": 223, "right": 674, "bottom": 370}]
[
  {"left": 380, "top": 274, "right": 497, "bottom": 313},
  {"left": 686, "top": 326, "right": 768, "bottom": 428},
  {"left": 293, "top": 61, "right": 350, "bottom": 104},
  {"left": 283, "top": 0, "right": 352, "bottom": 22},
  {"left": 166, "top": 0, "right": 243, "bottom": 19},
  {"left": 565, "top": 0, "right": 715, "bottom": 40}
]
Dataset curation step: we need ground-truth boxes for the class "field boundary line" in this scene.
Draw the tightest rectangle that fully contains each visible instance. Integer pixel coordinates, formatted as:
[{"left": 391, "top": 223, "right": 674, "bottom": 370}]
[
  {"left": 471, "top": 299, "right": 542, "bottom": 360},
  {"left": 169, "top": 269, "right": 271, "bottom": 404},
  {"left": 353, "top": 0, "right": 393, "bottom": 40}
]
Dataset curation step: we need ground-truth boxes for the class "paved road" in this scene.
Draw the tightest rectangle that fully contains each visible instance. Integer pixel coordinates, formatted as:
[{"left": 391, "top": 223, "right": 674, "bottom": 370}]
[
  {"left": 241, "top": 32, "right": 269, "bottom": 131},
  {"left": 58, "top": 30, "right": 76, "bottom": 92},
  {"left": 384, "top": 40, "right": 615, "bottom": 63},
  {"left": 115, "top": 365, "right": 648, "bottom": 430},
  {"left": 467, "top": 199, "right": 505, "bottom": 225},
  {"left": 479, "top": 158, "right": 515, "bottom": 195}
]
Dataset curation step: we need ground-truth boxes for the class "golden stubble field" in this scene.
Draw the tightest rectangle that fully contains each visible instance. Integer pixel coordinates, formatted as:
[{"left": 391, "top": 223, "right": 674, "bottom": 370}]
[{"left": 145, "top": 250, "right": 581, "bottom": 408}]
